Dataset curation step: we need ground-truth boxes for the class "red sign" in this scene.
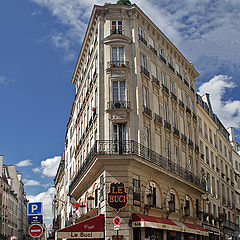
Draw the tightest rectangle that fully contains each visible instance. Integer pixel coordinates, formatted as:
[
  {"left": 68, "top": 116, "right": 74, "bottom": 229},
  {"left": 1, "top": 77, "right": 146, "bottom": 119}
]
[
  {"left": 29, "top": 224, "right": 43, "bottom": 238},
  {"left": 113, "top": 217, "right": 121, "bottom": 225}
]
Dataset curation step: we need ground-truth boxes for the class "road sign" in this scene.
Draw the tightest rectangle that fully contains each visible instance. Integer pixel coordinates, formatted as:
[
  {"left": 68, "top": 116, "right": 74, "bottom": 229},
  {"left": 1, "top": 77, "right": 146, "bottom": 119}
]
[
  {"left": 28, "top": 215, "right": 43, "bottom": 224},
  {"left": 29, "top": 224, "right": 43, "bottom": 238},
  {"left": 28, "top": 202, "right": 42, "bottom": 215},
  {"left": 113, "top": 216, "right": 121, "bottom": 225},
  {"left": 114, "top": 225, "right": 120, "bottom": 230}
]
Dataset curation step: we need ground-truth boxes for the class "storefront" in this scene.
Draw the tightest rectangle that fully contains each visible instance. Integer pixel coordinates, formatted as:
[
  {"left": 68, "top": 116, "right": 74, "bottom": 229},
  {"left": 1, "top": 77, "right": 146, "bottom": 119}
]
[
  {"left": 132, "top": 213, "right": 208, "bottom": 240},
  {"left": 202, "top": 223, "right": 220, "bottom": 240},
  {"left": 55, "top": 215, "right": 104, "bottom": 240}
]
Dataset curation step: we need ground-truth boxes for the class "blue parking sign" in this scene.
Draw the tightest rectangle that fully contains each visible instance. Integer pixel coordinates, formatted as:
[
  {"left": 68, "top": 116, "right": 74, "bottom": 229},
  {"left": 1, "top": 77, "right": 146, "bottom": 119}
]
[{"left": 28, "top": 202, "right": 42, "bottom": 215}]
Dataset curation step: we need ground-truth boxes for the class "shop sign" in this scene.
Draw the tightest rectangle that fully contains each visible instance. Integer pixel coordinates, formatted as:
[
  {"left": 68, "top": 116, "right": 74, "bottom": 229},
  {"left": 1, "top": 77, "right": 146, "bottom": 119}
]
[{"left": 107, "top": 181, "right": 128, "bottom": 213}]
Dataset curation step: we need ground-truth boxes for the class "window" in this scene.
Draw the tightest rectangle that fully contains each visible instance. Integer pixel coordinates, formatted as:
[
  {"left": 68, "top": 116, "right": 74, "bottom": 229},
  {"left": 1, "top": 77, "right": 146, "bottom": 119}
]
[
  {"left": 187, "top": 122, "right": 191, "bottom": 140},
  {"left": 149, "top": 185, "right": 156, "bottom": 208},
  {"left": 161, "top": 72, "right": 166, "bottom": 86},
  {"left": 172, "top": 109, "right": 177, "bottom": 128},
  {"left": 151, "top": 62, "right": 157, "bottom": 77},
  {"left": 112, "top": 81, "right": 126, "bottom": 101},
  {"left": 214, "top": 134, "right": 218, "bottom": 149},
  {"left": 198, "top": 117, "right": 202, "bottom": 133},
  {"left": 111, "top": 20, "right": 123, "bottom": 34},
  {"left": 165, "top": 140, "right": 171, "bottom": 159},
  {"left": 188, "top": 156, "right": 193, "bottom": 172},
  {"left": 149, "top": 37, "right": 154, "bottom": 48},
  {"left": 159, "top": 47, "right": 164, "bottom": 57},
  {"left": 207, "top": 173, "right": 211, "bottom": 193},
  {"left": 185, "top": 95, "right": 190, "bottom": 108},
  {"left": 217, "top": 180, "right": 220, "bottom": 199},
  {"left": 212, "top": 176, "right": 216, "bottom": 197},
  {"left": 112, "top": 47, "right": 124, "bottom": 65},
  {"left": 170, "top": 80, "right": 175, "bottom": 94},
  {"left": 204, "top": 123, "right": 208, "bottom": 139},
  {"left": 219, "top": 139, "right": 222, "bottom": 152},
  {"left": 163, "top": 103, "right": 168, "bottom": 122},
  {"left": 138, "top": 27, "right": 144, "bottom": 38},
  {"left": 209, "top": 128, "right": 213, "bottom": 144},
  {"left": 224, "top": 145, "right": 227, "bottom": 157},
  {"left": 205, "top": 146, "right": 209, "bottom": 164},
  {"left": 174, "top": 146, "right": 179, "bottom": 165},
  {"left": 140, "top": 54, "right": 147, "bottom": 69},
  {"left": 144, "top": 128, "right": 150, "bottom": 149},
  {"left": 142, "top": 86, "right": 149, "bottom": 107},
  {"left": 169, "top": 193, "right": 175, "bottom": 212},
  {"left": 113, "top": 124, "right": 127, "bottom": 142},
  {"left": 168, "top": 56, "right": 173, "bottom": 66},
  {"left": 175, "top": 64, "right": 180, "bottom": 74}
]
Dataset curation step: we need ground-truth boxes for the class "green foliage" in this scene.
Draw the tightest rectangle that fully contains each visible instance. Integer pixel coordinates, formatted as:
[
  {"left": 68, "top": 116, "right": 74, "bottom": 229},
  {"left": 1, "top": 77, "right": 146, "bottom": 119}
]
[{"left": 117, "top": 0, "right": 131, "bottom": 5}]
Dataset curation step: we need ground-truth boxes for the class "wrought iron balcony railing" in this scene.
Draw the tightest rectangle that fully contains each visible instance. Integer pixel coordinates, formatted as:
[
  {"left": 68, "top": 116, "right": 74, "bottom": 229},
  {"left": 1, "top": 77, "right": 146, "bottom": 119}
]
[
  {"left": 152, "top": 75, "right": 160, "bottom": 86},
  {"left": 195, "top": 144, "right": 199, "bottom": 152},
  {"left": 107, "top": 61, "right": 129, "bottom": 69},
  {"left": 164, "top": 120, "right": 171, "bottom": 131},
  {"left": 171, "top": 92, "right": 178, "bottom": 102},
  {"left": 159, "top": 54, "right": 166, "bottom": 64},
  {"left": 176, "top": 72, "right": 182, "bottom": 80},
  {"left": 138, "top": 35, "right": 147, "bottom": 45},
  {"left": 179, "top": 99, "right": 184, "bottom": 108},
  {"left": 173, "top": 127, "right": 180, "bottom": 137},
  {"left": 181, "top": 133, "right": 187, "bottom": 143},
  {"left": 143, "top": 105, "right": 152, "bottom": 118},
  {"left": 110, "top": 29, "right": 123, "bottom": 34},
  {"left": 168, "top": 63, "right": 175, "bottom": 72},
  {"left": 162, "top": 84, "right": 169, "bottom": 95},
  {"left": 184, "top": 79, "right": 189, "bottom": 87},
  {"left": 154, "top": 113, "right": 162, "bottom": 125},
  {"left": 193, "top": 112, "right": 197, "bottom": 120},
  {"left": 188, "top": 139, "right": 194, "bottom": 148},
  {"left": 69, "top": 140, "right": 206, "bottom": 192},
  {"left": 141, "top": 66, "right": 150, "bottom": 78},
  {"left": 149, "top": 45, "right": 157, "bottom": 55},
  {"left": 107, "top": 100, "right": 130, "bottom": 110},
  {"left": 186, "top": 106, "right": 192, "bottom": 115},
  {"left": 190, "top": 86, "right": 195, "bottom": 93}
]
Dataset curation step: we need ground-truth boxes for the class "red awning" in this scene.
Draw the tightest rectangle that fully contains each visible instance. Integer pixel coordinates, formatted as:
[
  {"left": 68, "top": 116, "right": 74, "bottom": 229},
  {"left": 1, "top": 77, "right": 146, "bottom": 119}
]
[
  {"left": 132, "top": 213, "right": 208, "bottom": 236},
  {"left": 56, "top": 215, "right": 104, "bottom": 239}
]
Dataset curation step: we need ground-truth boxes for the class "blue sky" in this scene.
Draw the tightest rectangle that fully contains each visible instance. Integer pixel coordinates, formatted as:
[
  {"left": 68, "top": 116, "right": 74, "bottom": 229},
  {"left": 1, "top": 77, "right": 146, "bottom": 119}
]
[{"left": 1, "top": 0, "right": 240, "bottom": 226}]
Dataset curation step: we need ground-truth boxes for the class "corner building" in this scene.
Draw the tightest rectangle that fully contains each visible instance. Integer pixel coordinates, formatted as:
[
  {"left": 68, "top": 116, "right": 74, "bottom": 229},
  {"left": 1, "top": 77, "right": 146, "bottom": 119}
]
[{"left": 57, "top": 4, "right": 209, "bottom": 240}]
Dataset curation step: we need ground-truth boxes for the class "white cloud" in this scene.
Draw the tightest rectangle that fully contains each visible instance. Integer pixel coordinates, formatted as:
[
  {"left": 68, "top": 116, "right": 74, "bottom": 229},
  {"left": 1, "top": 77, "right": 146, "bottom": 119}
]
[
  {"left": 38, "top": 156, "right": 61, "bottom": 177},
  {"left": 198, "top": 75, "right": 240, "bottom": 129},
  {"left": 27, "top": 187, "right": 56, "bottom": 226},
  {"left": 16, "top": 159, "right": 32, "bottom": 167},
  {"left": 0, "top": 75, "right": 7, "bottom": 85},
  {"left": 33, "top": 167, "right": 41, "bottom": 173},
  {"left": 23, "top": 179, "right": 41, "bottom": 186}
]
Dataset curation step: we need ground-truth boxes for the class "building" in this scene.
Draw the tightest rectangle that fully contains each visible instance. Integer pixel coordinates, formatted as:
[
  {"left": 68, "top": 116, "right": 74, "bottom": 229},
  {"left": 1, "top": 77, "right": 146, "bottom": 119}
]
[
  {"left": 196, "top": 94, "right": 238, "bottom": 239},
  {"left": 0, "top": 155, "right": 28, "bottom": 240},
  {"left": 227, "top": 127, "right": 240, "bottom": 238},
  {"left": 53, "top": 3, "right": 213, "bottom": 240}
]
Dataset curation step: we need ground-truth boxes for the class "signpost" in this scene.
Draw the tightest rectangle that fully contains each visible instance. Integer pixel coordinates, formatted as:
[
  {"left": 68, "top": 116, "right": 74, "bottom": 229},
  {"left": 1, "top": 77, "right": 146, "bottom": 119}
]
[
  {"left": 113, "top": 217, "right": 121, "bottom": 239},
  {"left": 28, "top": 202, "right": 42, "bottom": 215},
  {"left": 28, "top": 215, "right": 43, "bottom": 224},
  {"left": 29, "top": 224, "right": 43, "bottom": 238}
]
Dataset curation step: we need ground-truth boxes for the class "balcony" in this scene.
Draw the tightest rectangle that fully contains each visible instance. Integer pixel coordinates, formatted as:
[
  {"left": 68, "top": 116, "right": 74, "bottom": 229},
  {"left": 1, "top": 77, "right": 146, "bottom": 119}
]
[
  {"left": 149, "top": 45, "right": 157, "bottom": 55},
  {"left": 179, "top": 99, "right": 184, "bottom": 108},
  {"left": 190, "top": 86, "right": 195, "bottom": 93},
  {"left": 141, "top": 66, "right": 150, "bottom": 78},
  {"left": 164, "top": 120, "right": 171, "bottom": 131},
  {"left": 107, "top": 100, "right": 130, "bottom": 110},
  {"left": 107, "top": 61, "right": 129, "bottom": 69},
  {"left": 193, "top": 112, "right": 197, "bottom": 121},
  {"left": 69, "top": 140, "right": 206, "bottom": 193},
  {"left": 168, "top": 63, "right": 175, "bottom": 72},
  {"left": 186, "top": 106, "right": 192, "bottom": 115},
  {"left": 184, "top": 79, "right": 189, "bottom": 87},
  {"left": 195, "top": 145, "right": 199, "bottom": 152},
  {"left": 188, "top": 139, "right": 194, "bottom": 148},
  {"left": 176, "top": 72, "right": 182, "bottom": 80},
  {"left": 110, "top": 29, "right": 123, "bottom": 35},
  {"left": 223, "top": 220, "right": 238, "bottom": 230},
  {"left": 181, "top": 133, "right": 187, "bottom": 143},
  {"left": 171, "top": 92, "right": 178, "bottom": 102},
  {"left": 162, "top": 84, "right": 169, "bottom": 95},
  {"left": 152, "top": 75, "right": 160, "bottom": 86},
  {"left": 138, "top": 35, "right": 147, "bottom": 45},
  {"left": 143, "top": 105, "right": 152, "bottom": 118},
  {"left": 154, "top": 113, "right": 162, "bottom": 125},
  {"left": 173, "top": 127, "right": 180, "bottom": 137},
  {"left": 159, "top": 54, "right": 166, "bottom": 64}
]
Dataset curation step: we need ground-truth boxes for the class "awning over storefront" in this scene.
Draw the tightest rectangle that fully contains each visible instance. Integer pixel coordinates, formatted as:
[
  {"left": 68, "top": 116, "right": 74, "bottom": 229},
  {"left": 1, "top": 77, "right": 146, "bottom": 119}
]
[
  {"left": 132, "top": 213, "right": 208, "bottom": 237},
  {"left": 55, "top": 215, "right": 104, "bottom": 239}
]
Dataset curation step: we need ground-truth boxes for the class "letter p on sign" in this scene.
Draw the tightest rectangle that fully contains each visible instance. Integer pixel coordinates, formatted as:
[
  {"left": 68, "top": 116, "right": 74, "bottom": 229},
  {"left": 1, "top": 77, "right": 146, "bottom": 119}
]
[{"left": 28, "top": 202, "right": 42, "bottom": 215}]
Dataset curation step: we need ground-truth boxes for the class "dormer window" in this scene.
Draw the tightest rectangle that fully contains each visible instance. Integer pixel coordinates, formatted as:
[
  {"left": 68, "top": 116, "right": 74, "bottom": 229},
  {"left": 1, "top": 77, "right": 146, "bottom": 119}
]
[{"left": 111, "top": 21, "right": 123, "bottom": 34}]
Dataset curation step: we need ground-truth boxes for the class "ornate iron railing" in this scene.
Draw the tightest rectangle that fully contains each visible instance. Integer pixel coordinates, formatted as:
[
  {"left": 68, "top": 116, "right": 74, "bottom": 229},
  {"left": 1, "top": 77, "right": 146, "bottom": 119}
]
[
  {"left": 107, "top": 61, "right": 129, "bottom": 68},
  {"left": 143, "top": 105, "right": 152, "bottom": 118},
  {"left": 141, "top": 66, "right": 150, "bottom": 78},
  {"left": 138, "top": 35, "right": 147, "bottom": 45},
  {"left": 152, "top": 75, "right": 160, "bottom": 86},
  {"left": 149, "top": 45, "right": 157, "bottom": 55},
  {"left": 159, "top": 54, "right": 166, "bottom": 64},
  {"left": 69, "top": 140, "right": 206, "bottom": 192},
  {"left": 107, "top": 100, "right": 130, "bottom": 110}
]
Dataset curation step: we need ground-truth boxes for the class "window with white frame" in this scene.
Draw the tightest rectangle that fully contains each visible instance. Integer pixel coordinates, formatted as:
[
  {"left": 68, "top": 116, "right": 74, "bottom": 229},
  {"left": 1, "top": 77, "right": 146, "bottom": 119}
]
[
  {"left": 111, "top": 20, "right": 123, "bottom": 34},
  {"left": 112, "top": 81, "right": 126, "bottom": 102},
  {"left": 163, "top": 103, "right": 168, "bottom": 122},
  {"left": 112, "top": 47, "right": 124, "bottom": 66},
  {"left": 142, "top": 86, "right": 149, "bottom": 107}
]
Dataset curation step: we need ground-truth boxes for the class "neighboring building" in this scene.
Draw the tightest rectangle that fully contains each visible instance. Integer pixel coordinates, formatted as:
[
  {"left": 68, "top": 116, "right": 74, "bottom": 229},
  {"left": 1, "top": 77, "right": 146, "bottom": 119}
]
[
  {"left": 227, "top": 127, "right": 240, "bottom": 237},
  {"left": 0, "top": 155, "right": 28, "bottom": 240},
  {"left": 54, "top": 3, "right": 211, "bottom": 240},
  {"left": 196, "top": 94, "right": 238, "bottom": 239}
]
